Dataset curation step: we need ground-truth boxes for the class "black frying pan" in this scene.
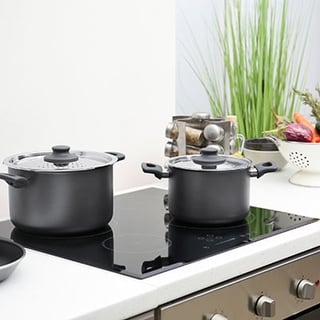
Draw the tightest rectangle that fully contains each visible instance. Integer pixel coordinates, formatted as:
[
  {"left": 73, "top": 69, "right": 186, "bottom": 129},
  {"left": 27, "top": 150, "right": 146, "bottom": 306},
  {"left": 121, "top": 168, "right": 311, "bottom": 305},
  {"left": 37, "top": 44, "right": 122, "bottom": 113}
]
[{"left": 0, "top": 237, "right": 25, "bottom": 282}]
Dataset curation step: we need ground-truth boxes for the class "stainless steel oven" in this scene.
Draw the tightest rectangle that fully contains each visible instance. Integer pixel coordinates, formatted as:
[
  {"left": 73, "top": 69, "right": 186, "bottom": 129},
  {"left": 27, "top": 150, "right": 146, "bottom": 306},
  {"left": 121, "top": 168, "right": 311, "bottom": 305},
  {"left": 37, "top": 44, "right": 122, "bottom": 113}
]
[{"left": 157, "top": 247, "right": 320, "bottom": 320}]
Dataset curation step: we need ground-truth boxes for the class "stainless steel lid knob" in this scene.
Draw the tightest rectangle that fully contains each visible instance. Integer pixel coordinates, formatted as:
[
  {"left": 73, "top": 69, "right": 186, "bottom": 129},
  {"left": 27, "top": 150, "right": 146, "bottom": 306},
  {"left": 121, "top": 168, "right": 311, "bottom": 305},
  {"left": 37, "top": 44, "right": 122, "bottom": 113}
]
[
  {"left": 44, "top": 145, "right": 79, "bottom": 167},
  {"left": 255, "top": 295, "right": 275, "bottom": 317},
  {"left": 191, "top": 146, "right": 225, "bottom": 169},
  {"left": 296, "top": 279, "right": 315, "bottom": 300}
]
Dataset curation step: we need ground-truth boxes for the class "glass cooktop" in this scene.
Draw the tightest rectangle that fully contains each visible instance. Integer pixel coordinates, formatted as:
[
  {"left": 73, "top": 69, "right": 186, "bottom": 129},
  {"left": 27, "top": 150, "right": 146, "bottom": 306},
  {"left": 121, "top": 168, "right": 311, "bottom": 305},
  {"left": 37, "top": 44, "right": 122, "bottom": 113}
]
[{"left": 0, "top": 188, "right": 317, "bottom": 279}]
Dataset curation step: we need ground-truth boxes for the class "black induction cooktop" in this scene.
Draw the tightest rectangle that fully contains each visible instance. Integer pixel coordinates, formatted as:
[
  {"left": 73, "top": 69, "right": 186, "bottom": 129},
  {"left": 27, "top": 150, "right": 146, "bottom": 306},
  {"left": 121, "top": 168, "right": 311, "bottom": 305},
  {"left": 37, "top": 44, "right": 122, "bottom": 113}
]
[{"left": 0, "top": 188, "right": 316, "bottom": 279}]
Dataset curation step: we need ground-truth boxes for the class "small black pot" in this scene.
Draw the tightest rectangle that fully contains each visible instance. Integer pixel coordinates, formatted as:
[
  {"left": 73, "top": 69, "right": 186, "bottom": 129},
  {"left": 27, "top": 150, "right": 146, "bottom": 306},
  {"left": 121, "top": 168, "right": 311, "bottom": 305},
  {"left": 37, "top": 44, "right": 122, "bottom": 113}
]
[
  {"left": 142, "top": 146, "right": 277, "bottom": 225},
  {"left": 0, "top": 145, "right": 125, "bottom": 235}
]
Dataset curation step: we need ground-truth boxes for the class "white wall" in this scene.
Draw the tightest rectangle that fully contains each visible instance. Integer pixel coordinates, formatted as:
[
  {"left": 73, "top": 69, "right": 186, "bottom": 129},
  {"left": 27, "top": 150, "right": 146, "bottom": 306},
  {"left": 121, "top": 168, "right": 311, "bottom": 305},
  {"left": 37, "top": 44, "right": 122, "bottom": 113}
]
[
  {"left": 176, "top": 0, "right": 222, "bottom": 115},
  {"left": 176, "top": 0, "right": 320, "bottom": 116},
  {"left": 0, "top": 0, "right": 175, "bottom": 218}
]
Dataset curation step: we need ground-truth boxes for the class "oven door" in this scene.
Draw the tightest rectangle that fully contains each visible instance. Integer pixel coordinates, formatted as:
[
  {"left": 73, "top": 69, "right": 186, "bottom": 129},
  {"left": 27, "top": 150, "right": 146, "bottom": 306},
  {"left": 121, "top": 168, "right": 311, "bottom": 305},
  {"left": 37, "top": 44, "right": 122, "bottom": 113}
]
[{"left": 286, "top": 304, "right": 320, "bottom": 319}]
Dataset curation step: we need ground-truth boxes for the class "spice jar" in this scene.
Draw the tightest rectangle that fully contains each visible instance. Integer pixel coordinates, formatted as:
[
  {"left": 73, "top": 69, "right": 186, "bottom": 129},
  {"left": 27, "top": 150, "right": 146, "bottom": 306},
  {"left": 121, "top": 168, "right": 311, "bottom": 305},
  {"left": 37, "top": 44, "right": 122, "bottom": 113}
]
[
  {"left": 164, "top": 142, "right": 202, "bottom": 157},
  {"left": 203, "top": 124, "right": 224, "bottom": 142},
  {"left": 165, "top": 122, "right": 206, "bottom": 147},
  {"left": 185, "top": 126, "right": 206, "bottom": 147},
  {"left": 165, "top": 122, "right": 179, "bottom": 139}
]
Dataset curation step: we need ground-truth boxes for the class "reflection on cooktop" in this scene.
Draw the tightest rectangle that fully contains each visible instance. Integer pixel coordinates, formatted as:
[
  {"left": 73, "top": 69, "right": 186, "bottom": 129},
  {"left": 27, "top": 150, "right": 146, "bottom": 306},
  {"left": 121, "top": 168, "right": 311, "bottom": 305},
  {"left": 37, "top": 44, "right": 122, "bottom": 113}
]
[
  {"left": 11, "top": 226, "right": 114, "bottom": 270},
  {"left": 0, "top": 188, "right": 317, "bottom": 279}
]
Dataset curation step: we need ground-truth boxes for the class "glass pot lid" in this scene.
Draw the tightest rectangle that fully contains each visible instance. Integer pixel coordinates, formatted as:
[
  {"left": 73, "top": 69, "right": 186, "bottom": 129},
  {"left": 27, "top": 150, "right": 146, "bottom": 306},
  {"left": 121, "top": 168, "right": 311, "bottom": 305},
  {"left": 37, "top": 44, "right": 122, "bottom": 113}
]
[
  {"left": 168, "top": 146, "right": 251, "bottom": 171},
  {"left": 3, "top": 145, "right": 118, "bottom": 172}
]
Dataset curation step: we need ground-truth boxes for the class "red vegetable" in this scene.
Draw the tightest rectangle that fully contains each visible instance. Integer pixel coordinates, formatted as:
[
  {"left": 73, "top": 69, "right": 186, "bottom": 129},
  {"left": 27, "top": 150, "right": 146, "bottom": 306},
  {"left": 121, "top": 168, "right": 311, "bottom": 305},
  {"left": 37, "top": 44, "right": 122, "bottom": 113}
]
[
  {"left": 284, "top": 123, "right": 313, "bottom": 142},
  {"left": 293, "top": 112, "right": 320, "bottom": 142}
]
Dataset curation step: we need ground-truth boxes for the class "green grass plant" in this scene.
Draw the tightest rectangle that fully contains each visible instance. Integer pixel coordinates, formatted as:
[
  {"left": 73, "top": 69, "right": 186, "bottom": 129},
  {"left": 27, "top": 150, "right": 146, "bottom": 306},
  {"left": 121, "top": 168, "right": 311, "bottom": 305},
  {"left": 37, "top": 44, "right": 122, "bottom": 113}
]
[{"left": 187, "top": 0, "right": 311, "bottom": 139}]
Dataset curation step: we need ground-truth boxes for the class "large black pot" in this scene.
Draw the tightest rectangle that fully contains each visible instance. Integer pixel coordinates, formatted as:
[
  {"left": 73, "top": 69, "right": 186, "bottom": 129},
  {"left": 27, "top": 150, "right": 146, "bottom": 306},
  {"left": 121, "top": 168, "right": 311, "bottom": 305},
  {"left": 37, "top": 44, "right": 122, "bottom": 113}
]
[
  {"left": 142, "top": 146, "right": 277, "bottom": 225},
  {"left": 0, "top": 145, "right": 124, "bottom": 235}
]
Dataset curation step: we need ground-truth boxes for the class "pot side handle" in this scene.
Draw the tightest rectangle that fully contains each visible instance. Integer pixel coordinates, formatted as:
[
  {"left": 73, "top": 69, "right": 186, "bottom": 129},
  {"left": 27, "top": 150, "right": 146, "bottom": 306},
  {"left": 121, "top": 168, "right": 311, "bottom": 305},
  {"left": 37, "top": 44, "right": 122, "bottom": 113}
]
[
  {"left": 250, "top": 161, "right": 278, "bottom": 178},
  {"left": 0, "top": 173, "right": 29, "bottom": 188},
  {"left": 106, "top": 152, "right": 125, "bottom": 162},
  {"left": 141, "top": 163, "right": 169, "bottom": 180}
]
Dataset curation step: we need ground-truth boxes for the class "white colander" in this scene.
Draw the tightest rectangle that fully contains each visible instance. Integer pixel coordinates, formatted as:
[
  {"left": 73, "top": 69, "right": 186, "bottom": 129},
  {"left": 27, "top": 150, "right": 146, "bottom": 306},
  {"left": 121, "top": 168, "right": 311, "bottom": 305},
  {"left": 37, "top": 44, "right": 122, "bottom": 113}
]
[{"left": 271, "top": 137, "right": 320, "bottom": 187}]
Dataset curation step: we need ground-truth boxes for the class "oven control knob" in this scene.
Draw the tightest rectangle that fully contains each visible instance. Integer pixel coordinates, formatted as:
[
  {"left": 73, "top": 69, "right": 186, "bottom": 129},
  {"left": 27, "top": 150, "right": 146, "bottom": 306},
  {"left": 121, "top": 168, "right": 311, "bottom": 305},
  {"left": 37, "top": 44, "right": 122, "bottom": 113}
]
[
  {"left": 205, "top": 314, "right": 228, "bottom": 320},
  {"left": 296, "top": 279, "right": 315, "bottom": 300},
  {"left": 255, "top": 295, "right": 275, "bottom": 317}
]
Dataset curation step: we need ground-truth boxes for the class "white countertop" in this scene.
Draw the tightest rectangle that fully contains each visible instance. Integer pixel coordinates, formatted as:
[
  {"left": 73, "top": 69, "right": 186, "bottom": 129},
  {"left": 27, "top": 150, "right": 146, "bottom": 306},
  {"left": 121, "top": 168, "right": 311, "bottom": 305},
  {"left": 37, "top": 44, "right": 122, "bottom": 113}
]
[
  {"left": 1, "top": 165, "right": 320, "bottom": 320},
  {"left": 249, "top": 164, "right": 320, "bottom": 217}
]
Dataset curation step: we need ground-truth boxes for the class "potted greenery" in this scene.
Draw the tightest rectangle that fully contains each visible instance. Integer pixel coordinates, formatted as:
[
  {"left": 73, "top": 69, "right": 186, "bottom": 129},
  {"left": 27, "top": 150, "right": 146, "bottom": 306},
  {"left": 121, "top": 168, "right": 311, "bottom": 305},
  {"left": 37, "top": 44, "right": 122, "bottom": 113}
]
[{"left": 187, "top": 0, "right": 311, "bottom": 140}]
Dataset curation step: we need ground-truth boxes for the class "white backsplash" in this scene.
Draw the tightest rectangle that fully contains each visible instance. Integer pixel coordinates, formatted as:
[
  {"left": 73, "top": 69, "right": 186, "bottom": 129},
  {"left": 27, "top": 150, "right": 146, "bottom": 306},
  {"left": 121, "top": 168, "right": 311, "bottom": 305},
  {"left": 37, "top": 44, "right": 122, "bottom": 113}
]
[{"left": 0, "top": 0, "right": 175, "bottom": 219}]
